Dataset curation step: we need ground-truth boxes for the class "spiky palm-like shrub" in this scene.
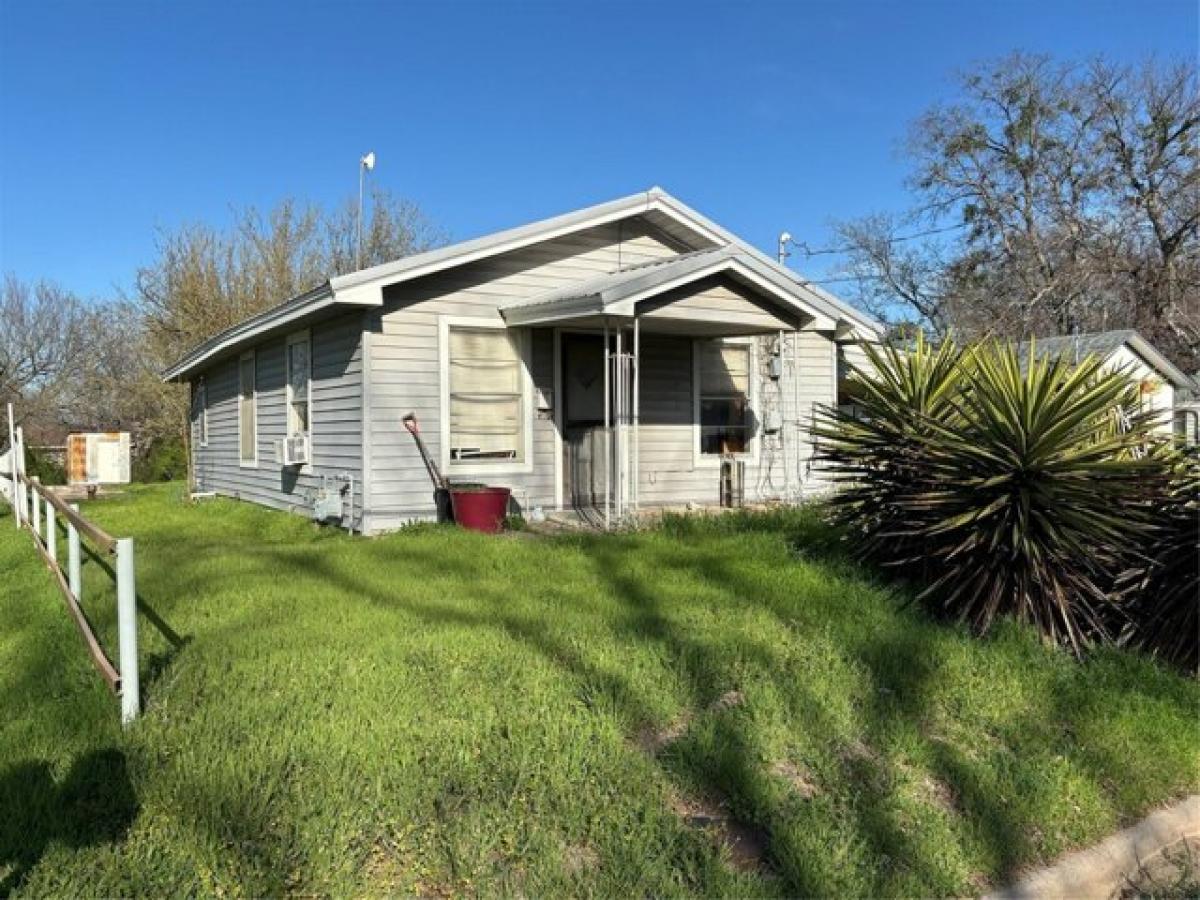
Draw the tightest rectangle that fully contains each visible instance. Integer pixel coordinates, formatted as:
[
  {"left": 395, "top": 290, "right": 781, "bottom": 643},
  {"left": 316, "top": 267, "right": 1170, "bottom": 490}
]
[
  {"left": 818, "top": 340, "right": 1169, "bottom": 654},
  {"left": 814, "top": 335, "right": 964, "bottom": 578},
  {"left": 1121, "top": 448, "right": 1199, "bottom": 672}
]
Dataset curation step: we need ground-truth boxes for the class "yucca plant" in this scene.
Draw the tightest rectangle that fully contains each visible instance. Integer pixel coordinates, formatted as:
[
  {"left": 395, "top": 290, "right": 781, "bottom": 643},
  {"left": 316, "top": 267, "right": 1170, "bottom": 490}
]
[
  {"left": 1120, "top": 448, "right": 1199, "bottom": 672},
  {"left": 818, "top": 339, "right": 1170, "bottom": 654},
  {"left": 814, "top": 335, "right": 964, "bottom": 578}
]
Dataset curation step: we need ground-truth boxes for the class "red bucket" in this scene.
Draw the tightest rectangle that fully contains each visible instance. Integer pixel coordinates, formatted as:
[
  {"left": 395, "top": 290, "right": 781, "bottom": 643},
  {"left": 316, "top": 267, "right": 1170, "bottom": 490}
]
[{"left": 449, "top": 486, "right": 512, "bottom": 534}]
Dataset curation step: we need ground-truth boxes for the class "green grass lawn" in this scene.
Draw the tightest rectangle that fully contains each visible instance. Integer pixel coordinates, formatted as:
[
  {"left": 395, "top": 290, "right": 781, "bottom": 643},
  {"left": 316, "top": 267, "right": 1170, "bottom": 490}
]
[{"left": 1, "top": 484, "right": 1196, "bottom": 897}]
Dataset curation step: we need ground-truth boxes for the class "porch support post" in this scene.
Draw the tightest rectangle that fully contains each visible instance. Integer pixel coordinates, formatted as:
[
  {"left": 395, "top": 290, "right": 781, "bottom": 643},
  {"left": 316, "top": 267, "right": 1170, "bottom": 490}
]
[
  {"left": 615, "top": 323, "right": 623, "bottom": 520},
  {"left": 603, "top": 318, "right": 611, "bottom": 530},
  {"left": 633, "top": 316, "right": 640, "bottom": 512}
]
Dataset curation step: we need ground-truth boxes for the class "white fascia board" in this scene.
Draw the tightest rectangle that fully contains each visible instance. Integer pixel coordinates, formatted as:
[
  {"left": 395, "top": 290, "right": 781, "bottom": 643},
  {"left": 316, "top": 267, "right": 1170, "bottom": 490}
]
[
  {"left": 608, "top": 257, "right": 835, "bottom": 330},
  {"left": 330, "top": 189, "right": 725, "bottom": 296},
  {"left": 1124, "top": 333, "right": 1195, "bottom": 390},
  {"left": 501, "top": 294, "right": 605, "bottom": 326},
  {"left": 656, "top": 189, "right": 885, "bottom": 338},
  {"left": 332, "top": 282, "right": 385, "bottom": 306}
]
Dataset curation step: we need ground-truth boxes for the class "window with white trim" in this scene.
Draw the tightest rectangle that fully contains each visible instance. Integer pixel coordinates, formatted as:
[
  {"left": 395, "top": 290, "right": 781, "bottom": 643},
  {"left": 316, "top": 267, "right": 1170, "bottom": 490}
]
[
  {"left": 286, "top": 331, "right": 311, "bottom": 441},
  {"left": 697, "top": 340, "right": 753, "bottom": 456},
  {"left": 238, "top": 351, "right": 257, "bottom": 464},
  {"left": 447, "top": 326, "right": 525, "bottom": 464}
]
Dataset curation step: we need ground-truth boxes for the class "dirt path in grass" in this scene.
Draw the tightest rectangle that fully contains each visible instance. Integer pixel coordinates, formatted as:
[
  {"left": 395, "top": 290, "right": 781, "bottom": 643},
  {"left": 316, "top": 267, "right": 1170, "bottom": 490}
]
[
  {"left": 634, "top": 690, "right": 775, "bottom": 876},
  {"left": 986, "top": 794, "right": 1200, "bottom": 899}
]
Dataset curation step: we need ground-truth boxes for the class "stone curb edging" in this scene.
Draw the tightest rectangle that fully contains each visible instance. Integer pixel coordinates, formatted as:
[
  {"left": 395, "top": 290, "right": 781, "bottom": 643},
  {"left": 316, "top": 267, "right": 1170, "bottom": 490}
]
[{"left": 986, "top": 794, "right": 1200, "bottom": 900}]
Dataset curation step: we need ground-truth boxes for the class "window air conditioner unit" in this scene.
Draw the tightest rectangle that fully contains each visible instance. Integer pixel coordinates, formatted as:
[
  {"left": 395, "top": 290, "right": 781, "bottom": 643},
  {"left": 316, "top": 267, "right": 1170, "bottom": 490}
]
[{"left": 275, "top": 435, "right": 310, "bottom": 466}]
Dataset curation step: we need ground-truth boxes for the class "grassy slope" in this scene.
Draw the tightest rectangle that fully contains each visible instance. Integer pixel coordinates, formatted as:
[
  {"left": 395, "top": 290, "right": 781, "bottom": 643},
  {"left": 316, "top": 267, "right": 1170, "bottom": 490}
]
[{"left": 0, "top": 484, "right": 1196, "bottom": 897}]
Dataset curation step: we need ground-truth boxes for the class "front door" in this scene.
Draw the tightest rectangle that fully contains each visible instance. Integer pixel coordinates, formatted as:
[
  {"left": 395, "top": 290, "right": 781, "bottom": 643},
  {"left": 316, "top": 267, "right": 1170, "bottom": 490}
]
[
  {"left": 561, "top": 334, "right": 606, "bottom": 513},
  {"left": 560, "top": 332, "right": 634, "bottom": 518}
]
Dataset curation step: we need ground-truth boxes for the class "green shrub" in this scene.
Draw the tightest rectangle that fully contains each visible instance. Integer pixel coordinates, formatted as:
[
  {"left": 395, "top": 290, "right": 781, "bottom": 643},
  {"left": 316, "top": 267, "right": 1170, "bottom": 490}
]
[
  {"left": 24, "top": 446, "right": 66, "bottom": 485},
  {"left": 817, "top": 340, "right": 1170, "bottom": 655},
  {"left": 133, "top": 436, "right": 187, "bottom": 483}
]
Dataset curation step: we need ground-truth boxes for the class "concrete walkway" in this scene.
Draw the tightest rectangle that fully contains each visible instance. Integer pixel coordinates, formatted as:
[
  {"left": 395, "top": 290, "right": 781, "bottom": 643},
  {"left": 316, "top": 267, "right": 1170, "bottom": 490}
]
[{"left": 987, "top": 794, "right": 1200, "bottom": 899}]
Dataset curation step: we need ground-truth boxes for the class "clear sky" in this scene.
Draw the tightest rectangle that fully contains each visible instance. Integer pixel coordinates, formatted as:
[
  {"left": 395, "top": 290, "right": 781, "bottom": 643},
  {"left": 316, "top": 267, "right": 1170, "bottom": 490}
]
[{"left": 1, "top": 0, "right": 1195, "bottom": 301}]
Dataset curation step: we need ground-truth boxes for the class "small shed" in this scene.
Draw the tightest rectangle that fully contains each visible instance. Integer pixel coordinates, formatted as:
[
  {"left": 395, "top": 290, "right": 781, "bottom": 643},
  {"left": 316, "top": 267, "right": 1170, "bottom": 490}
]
[{"left": 67, "top": 432, "right": 131, "bottom": 485}]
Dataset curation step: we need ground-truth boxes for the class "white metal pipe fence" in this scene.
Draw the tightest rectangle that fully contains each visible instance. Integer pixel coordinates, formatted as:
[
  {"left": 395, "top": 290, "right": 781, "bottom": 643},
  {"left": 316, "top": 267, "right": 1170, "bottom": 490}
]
[{"left": 1, "top": 404, "right": 140, "bottom": 724}]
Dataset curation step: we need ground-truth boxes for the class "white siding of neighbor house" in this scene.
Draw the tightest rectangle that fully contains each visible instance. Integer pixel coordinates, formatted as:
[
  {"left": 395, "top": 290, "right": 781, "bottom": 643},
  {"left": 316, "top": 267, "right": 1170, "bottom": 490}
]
[
  {"left": 191, "top": 310, "right": 364, "bottom": 527},
  {"left": 1106, "top": 346, "right": 1176, "bottom": 433},
  {"left": 362, "top": 217, "right": 840, "bottom": 530}
]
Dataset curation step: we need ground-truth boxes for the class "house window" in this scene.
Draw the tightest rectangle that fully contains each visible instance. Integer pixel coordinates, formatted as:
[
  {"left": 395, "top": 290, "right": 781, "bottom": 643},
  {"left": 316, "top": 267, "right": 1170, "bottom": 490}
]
[
  {"left": 286, "top": 331, "right": 311, "bottom": 441},
  {"left": 238, "top": 351, "right": 257, "bottom": 465},
  {"left": 697, "top": 340, "right": 753, "bottom": 456},
  {"left": 193, "top": 377, "right": 208, "bottom": 447},
  {"left": 446, "top": 325, "right": 526, "bottom": 465}
]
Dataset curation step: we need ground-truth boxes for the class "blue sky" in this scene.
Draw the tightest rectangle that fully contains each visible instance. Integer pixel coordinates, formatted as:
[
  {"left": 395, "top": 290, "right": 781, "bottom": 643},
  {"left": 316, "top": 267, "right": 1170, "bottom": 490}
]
[{"left": 1, "top": 0, "right": 1194, "bottom": 301}]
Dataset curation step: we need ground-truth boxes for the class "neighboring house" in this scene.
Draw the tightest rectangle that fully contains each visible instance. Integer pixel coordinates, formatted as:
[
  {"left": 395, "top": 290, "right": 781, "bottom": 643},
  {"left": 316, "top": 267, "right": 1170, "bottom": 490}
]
[
  {"left": 1022, "top": 330, "right": 1195, "bottom": 436},
  {"left": 164, "top": 188, "right": 883, "bottom": 533}
]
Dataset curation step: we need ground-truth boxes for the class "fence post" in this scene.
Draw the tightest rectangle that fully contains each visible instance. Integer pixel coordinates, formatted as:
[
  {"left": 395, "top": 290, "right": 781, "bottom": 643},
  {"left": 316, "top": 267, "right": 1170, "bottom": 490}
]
[
  {"left": 46, "top": 497, "right": 57, "bottom": 564},
  {"left": 116, "top": 538, "right": 140, "bottom": 724},
  {"left": 16, "top": 427, "right": 28, "bottom": 528},
  {"left": 6, "top": 403, "right": 19, "bottom": 528},
  {"left": 31, "top": 478, "right": 40, "bottom": 541},
  {"left": 68, "top": 503, "right": 81, "bottom": 599}
]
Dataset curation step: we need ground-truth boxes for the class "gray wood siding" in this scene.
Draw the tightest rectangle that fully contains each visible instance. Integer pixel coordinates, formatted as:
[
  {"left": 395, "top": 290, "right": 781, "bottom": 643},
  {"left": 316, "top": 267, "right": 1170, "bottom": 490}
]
[
  {"left": 639, "top": 276, "right": 797, "bottom": 333},
  {"left": 634, "top": 329, "right": 836, "bottom": 506},
  {"left": 191, "top": 310, "right": 364, "bottom": 527},
  {"left": 364, "top": 220, "right": 681, "bottom": 530}
]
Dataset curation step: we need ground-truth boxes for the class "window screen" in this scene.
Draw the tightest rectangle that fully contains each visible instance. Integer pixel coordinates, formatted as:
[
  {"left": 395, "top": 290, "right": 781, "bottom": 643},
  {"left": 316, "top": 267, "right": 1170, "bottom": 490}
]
[
  {"left": 239, "top": 353, "right": 256, "bottom": 463},
  {"left": 192, "top": 378, "right": 208, "bottom": 447},
  {"left": 448, "top": 327, "right": 524, "bottom": 463},
  {"left": 287, "top": 335, "right": 311, "bottom": 438},
  {"left": 698, "top": 342, "right": 751, "bottom": 455}
]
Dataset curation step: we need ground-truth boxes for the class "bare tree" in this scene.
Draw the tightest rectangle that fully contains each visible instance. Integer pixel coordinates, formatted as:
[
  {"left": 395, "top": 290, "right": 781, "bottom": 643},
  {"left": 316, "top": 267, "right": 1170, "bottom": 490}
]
[
  {"left": 0, "top": 275, "right": 90, "bottom": 434},
  {"left": 1087, "top": 59, "right": 1200, "bottom": 359},
  {"left": 833, "top": 214, "right": 953, "bottom": 335},
  {"left": 834, "top": 53, "right": 1199, "bottom": 370},
  {"left": 133, "top": 189, "right": 444, "bottom": 446}
]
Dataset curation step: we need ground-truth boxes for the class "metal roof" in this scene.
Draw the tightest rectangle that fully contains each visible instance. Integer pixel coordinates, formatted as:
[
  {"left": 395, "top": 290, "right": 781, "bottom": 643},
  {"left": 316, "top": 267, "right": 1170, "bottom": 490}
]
[
  {"left": 1020, "top": 330, "right": 1194, "bottom": 389},
  {"left": 499, "top": 246, "right": 837, "bottom": 329},
  {"left": 164, "top": 187, "right": 882, "bottom": 381}
]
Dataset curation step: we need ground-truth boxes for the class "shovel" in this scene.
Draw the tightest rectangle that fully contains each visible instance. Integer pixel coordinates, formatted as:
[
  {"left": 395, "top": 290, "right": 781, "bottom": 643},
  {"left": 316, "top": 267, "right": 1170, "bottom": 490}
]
[{"left": 402, "top": 413, "right": 453, "bottom": 521}]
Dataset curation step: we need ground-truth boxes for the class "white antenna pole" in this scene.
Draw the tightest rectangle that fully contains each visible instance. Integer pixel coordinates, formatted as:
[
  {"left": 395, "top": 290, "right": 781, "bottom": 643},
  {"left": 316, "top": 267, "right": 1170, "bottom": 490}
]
[
  {"left": 357, "top": 151, "right": 376, "bottom": 270},
  {"left": 778, "top": 231, "right": 792, "bottom": 265}
]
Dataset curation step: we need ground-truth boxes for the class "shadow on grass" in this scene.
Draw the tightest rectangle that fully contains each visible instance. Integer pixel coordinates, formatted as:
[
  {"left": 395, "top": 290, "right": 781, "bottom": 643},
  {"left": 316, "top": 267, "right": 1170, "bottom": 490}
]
[
  {"left": 9, "top": 501, "right": 1190, "bottom": 896},
  {"left": 80, "top": 542, "right": 192, "bottom": 692},
  {"left": 0, "top": 749, "right": 137, "bottom": 897}
]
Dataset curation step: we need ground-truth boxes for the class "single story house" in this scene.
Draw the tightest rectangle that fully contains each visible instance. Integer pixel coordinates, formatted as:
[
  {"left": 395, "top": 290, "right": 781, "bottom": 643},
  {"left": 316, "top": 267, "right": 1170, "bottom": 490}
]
[
  {"left": 164, "top": 188, "right": 883, "bottom": 533},
  {"left": 1022, "top": 330, "right": 1195, "bottom": 435}
]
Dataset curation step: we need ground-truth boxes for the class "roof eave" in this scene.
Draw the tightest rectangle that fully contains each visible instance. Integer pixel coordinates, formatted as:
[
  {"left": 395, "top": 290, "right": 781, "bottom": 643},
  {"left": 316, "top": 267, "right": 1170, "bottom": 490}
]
[
  {"left": 1124, "top": 333, "right": 1195, "bottom": 389},
  {"left": 161, "top": 282, "right": 340, "bottom": 382}
]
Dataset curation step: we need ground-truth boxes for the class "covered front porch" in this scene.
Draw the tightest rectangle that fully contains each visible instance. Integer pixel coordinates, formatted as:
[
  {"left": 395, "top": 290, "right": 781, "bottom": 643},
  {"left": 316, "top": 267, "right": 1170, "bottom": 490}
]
[{"left": 500, "top": 246, "right": 854, "bottom": 528}]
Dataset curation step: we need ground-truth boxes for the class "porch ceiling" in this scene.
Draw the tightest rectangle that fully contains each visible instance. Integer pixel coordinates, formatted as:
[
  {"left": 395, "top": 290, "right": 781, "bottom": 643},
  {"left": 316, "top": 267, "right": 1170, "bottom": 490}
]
[{"left": 499, "top": 247, "right": 838, "bottom": 332}]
